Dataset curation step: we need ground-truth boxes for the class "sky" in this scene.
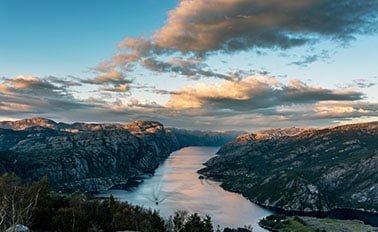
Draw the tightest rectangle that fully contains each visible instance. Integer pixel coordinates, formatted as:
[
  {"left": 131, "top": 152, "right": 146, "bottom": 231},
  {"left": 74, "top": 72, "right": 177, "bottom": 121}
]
[{"left": 1, "top": 0, "right": 378, "bottom": 131}]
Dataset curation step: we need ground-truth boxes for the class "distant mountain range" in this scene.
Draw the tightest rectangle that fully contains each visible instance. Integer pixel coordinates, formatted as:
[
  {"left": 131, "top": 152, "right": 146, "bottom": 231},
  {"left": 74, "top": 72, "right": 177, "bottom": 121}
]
[
  {"left": 199, "top": 122, "right": 378, "bottom": 213},
  {"left": 0, "top": 117, "right": 243, "bottom": 192}
]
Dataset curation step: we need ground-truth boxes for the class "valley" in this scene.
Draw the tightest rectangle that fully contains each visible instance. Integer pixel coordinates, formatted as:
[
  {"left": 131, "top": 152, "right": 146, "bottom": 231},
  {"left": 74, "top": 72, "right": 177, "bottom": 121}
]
[{"left": 1, "top": 118, "right": 378, "bottom": 230}]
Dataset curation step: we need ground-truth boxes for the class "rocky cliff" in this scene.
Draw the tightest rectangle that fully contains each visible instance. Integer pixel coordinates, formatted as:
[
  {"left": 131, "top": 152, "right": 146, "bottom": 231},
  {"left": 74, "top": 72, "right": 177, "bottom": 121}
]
[
  {"left": 0, "top": 119, "right": 180, "bottom": 192},
  {"left": 199, "top": 122, "right": 378, "bottom": 213},
  {"left": 0, "top": 118, "right": 241, "bottom": 192}
]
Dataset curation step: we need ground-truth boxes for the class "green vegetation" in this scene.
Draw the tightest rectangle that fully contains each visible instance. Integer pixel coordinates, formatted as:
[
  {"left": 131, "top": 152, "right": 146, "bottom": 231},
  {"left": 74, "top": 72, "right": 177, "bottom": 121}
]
[
  {"left": 0, "top": 173, "right": 252, "bottom": 232},
  {"left": 222, "top": 226, "right": 253, "bottom": 232},
  {"left": 0, "top": 173, "right": 48, "bottom": 231},
  {"left": 259, "top": 215, "right": 315, "bottom": 232},
  {"left": 259, "top": 214, "right": 378, "bottom": 232}
]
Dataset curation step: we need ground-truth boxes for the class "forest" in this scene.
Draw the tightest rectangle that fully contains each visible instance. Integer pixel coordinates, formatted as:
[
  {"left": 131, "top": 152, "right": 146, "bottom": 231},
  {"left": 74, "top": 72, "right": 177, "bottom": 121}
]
[{"left": 0, "top": 173, "right": 252, "bottom": 232}]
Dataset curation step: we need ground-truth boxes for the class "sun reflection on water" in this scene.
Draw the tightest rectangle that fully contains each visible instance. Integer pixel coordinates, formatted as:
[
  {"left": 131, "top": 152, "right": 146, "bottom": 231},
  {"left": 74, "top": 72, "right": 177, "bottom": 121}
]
[{"left": 96, "top": 146, "right": 272, "bottom": 231}]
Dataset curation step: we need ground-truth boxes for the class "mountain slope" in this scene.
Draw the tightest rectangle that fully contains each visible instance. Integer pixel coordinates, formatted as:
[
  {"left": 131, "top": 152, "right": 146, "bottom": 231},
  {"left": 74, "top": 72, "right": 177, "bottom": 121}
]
[
  {"left": 0, "top": 120, "right": 178, "bottom": 192},
  {"left": 0, "top": 118, "right": 242, "bottom": 192},
  {"left": 199, "top": 122, "right": 378, "bottom": 212}
]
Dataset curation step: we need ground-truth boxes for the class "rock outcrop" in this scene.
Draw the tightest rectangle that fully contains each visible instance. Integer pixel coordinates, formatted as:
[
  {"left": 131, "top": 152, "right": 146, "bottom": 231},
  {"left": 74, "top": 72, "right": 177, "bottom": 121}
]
[
  {"left": 0, "top": 118, "right": 241, "bottom": 192},
  {"left": 199, "top": 122, "right": 378, "bottom": 213}
]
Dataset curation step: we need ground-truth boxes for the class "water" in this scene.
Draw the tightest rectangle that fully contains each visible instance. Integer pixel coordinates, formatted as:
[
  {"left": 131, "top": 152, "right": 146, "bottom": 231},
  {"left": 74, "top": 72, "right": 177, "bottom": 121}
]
[{"left": 96, "top": 146, "right": 272, "bottom": 231}]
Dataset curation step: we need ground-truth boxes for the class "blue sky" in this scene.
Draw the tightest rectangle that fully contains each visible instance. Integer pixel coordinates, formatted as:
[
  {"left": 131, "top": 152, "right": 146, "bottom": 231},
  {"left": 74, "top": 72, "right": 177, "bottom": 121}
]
[
  {"left": 1, "top": 0, "right": 175, "bottom": 77},
  {"left": 1, "top": 0, "right": 377, "bottom": 131}
]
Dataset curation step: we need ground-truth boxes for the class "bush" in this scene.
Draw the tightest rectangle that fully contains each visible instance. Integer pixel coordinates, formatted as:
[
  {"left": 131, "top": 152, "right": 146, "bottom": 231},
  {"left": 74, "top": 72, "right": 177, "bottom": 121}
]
[
  {"left": 166, "top": 211, "right": 213, "bottom": 232},
  {"left": 259, "top": 214, "right": 288, "bottom": 229}
]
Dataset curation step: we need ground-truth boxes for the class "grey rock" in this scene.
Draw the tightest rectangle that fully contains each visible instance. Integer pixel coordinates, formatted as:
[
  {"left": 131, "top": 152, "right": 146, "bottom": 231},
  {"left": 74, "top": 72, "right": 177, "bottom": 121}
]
[
  {"left": 0, "top": 118, "right": 242, "bottom": 193},
  {"left": 5, "top": 224, "right": 30, "bottom": 232},
  {"left": 199, "top": 122, "right": 378, "bottom": 212}
]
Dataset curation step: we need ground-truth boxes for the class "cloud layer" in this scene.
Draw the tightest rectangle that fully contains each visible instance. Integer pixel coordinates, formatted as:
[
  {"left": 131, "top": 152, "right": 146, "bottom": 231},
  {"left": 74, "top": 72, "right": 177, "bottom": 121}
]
[
  {"left": 0, "top": 75, "right": 94, "bottom": 117},
  {"left": 2, "top": 74, "right": 376, "bottom": 131},
  {"left": 154, "top": 0, "right": 377, "bottom": 53},
  {"left": 91, "top": 0, "right": 378, "bottom": 83},
  {"left": 2, "top": 1, "right": 378, "bottom": 130},
  {"left": 166, "top": 77, "right": 363, "bottom": 111}
]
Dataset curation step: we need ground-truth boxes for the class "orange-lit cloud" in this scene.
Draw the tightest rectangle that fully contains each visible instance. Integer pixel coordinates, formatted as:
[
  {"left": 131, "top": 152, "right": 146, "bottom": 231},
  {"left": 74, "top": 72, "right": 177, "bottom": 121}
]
[
  {"left": 165, "top": 76, "right": 363, "bottom": 111},
  {"left": 1, "top": 73, "right": 377, "bottom": 131},
  {"left": 314, "top": 101, "right": 377, "bottom": 118},
  {"left": 84, "top": 70, "right": 125, "bottom": 84},
  {"left": 100, "top": 84, "right": 130, "bottom": 93}
]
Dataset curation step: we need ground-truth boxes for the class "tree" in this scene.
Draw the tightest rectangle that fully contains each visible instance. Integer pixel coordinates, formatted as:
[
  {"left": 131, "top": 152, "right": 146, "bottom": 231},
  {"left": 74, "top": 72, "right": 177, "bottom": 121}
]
[
  {"left": 0, "top": 173, "right": 48, "bottom": 231},
  {"left": 172, "top": 210, "right": 188, "bottom": 232},
  {"left": 165, "top": 211, "right": 214, "bottom": 232},
  {"left": 183, "top": 213, "right": 213, "bottom": 232}
]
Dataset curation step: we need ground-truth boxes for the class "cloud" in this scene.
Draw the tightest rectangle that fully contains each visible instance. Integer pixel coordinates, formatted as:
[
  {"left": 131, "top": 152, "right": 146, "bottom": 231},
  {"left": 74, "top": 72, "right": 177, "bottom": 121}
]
[
  {"left": 153, "top": 0, "right": 378, "bottom": 53},
  {"left": 313, "top": 101, "right": 378, "bottom": 119},
  {"left": 289, "top": 50, "right": 330, "bottom": 67},
  {"left": 338, "top": 78, "right": 377, "bottom": 89},
  {"left": 83, "top": 69, "right": 132, "bottom": 85},
  {"left": 95, "top": 0, "right": 377, "bottom": 81},
  {"left": 2, "top": 75, "right": 375, "bottom": 131},
  {"left": 99, "top": 84, "right": 130, "bottom": 92},
  {"left": 2, "top": 75, "right": 60, "bottom": 95},
  {"left": 140, "top": 57, "right": 234, "bottom": 80},
  {"left": 45, "top": 76, "right": 82, "bottom": 87},
  {"left": 0, "top": 75, "right": 95, "bottom": 117},
  {"left": 274, "top": 101, "right": 378, "bottom": 120},
  {"left": 165, "top": 76, "right": 363, "bottom": 111},
  {"left": 70, "top": 98, "right": 377, "bottom": 131}
]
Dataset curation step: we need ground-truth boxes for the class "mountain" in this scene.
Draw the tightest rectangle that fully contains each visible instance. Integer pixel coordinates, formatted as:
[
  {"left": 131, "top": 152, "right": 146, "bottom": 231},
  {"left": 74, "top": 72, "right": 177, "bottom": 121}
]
[
  {"left": 0, "top": 118, "right": 59, "bottom": 130},
  {"left": 168, "top": 128, "right": 245, "bottom": 147},
  {"left": 198, "top": 122, "right": 378, "bottom": 213},
  {"left": 0, "top": 118, "right": 241, "bottom": 192}
]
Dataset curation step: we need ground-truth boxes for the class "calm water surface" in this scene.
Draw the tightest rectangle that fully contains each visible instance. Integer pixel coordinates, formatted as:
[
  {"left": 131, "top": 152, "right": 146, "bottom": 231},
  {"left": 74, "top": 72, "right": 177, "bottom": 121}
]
[{"left": 96, "top": 146, "right": 272, "bottom": 231}]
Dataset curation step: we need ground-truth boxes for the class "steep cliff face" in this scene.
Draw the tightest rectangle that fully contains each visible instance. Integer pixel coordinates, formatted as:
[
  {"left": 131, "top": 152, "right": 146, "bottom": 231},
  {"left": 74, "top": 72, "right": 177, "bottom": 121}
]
[
  {"left": 199, "top": 122, "right": 378, "bottom": 212},
  {"left": 0, "top": 118, "right": 241, "bottom": 192},
  {"left": 0, "top": 119, "right": 180, "bottom": 192},
  {"left": 216, "top": 127, "right": 306, "bottom": 156}
]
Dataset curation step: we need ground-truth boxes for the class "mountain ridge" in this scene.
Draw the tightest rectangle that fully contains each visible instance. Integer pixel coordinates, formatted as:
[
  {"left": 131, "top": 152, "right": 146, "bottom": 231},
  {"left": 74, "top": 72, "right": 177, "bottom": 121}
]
[
  {"left": 199, "top": 121, "right": 378, "bottom": 213},
  {"left": 0, "top": 117, "right": 243, "bottom": 192}
]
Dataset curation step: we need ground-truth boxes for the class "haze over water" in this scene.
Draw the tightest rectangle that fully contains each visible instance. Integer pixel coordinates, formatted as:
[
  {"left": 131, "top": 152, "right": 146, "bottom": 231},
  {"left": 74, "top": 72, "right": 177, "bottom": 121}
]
[{"left": 97, "top": 146, "right": 272, "bottom": 231}]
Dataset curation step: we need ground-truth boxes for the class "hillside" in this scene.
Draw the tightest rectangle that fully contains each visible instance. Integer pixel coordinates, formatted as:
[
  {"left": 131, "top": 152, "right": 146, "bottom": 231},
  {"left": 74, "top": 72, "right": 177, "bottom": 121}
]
[
  {"left": 259, "top": 214, "right": 378, "bottom": 232},
  {"left": 0, "top": 118, "right": 242, "bottom": 192},
  {"left": 199, "top": 122, "right": 378, "bottom": 212}
]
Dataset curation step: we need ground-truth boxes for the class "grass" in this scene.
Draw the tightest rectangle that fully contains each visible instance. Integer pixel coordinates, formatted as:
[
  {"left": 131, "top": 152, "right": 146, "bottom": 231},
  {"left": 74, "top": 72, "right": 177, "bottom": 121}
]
[
  {"left": 259, "top": 215, "right": 315, "bottom": 232},
  {"left": 260, "top": 214, "right": 378, "bottom": 232}
]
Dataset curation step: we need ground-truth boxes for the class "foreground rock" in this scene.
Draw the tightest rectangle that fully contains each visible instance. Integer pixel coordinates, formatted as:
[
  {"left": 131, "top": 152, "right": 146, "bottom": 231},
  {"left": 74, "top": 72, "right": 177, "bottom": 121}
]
[
  {"left": 199, "top": 122, "right": 378, "bottom": 213},
  {"left": 5, "top": 224, "right": 30, "bottom": 232},
  {"left": 0, "top": 118, "right": 242, "bottom": 192}
]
